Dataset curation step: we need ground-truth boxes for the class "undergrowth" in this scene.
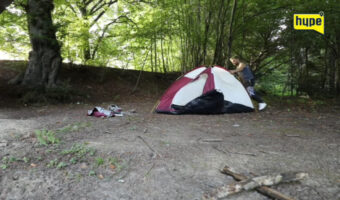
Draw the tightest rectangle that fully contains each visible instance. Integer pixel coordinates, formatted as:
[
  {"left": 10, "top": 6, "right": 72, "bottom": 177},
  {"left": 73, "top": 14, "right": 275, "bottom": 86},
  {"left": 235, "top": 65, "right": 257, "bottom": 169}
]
[{"left": 20, "top": 82, "right": 86, "bottom": 105}]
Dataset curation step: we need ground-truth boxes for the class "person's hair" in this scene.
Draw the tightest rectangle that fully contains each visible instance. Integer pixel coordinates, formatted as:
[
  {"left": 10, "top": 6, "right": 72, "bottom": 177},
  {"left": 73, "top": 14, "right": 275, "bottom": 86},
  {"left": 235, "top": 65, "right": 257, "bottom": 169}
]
[
  {"left": 230, "top": 55, "right": 248, "bottom": 64},
  {"left": 230, "top": 55, "right": 241, "bottom": 61}
]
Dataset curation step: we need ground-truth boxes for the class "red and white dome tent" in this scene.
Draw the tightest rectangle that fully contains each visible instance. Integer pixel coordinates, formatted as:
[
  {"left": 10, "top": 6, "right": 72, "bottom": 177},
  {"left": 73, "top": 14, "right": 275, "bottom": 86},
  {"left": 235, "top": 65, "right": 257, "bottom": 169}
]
[{"left": 156, "top": 66, "right": 254, "bottom": 114}]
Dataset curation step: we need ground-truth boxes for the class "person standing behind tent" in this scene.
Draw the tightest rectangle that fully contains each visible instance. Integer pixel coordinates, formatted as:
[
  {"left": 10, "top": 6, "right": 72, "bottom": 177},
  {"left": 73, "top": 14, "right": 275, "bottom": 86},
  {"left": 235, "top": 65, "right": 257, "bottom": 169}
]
[{"left": 229, "top": 56, "right": 267, "bottom": 111}]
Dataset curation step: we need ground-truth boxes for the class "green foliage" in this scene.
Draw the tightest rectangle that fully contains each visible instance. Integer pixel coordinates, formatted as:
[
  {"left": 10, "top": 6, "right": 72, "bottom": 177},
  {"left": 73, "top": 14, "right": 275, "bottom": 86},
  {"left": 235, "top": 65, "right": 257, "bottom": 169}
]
[
  {"left": 95, "top": 157, "right": 105, "bottom": 167},
  {"left": 0, "top": 5, "right": 30, "bottom": 59},
  {"left": 57, "top": 122, "right": 91, "bottom": 134},
  {"left": 47, "top": 159, "right": 67, "bottom": 169},
  {"left": 108, "top": 157, "right": 122, "bottom": 171},
  {"left": 0, "top": 164, "right": 7, "bottom": 170},
  {"left": 1, "top": 157, "right": 9, "bottom": 169},
  {"left": 35, "top": 129, "right": 60, "bottom": 146},
  {"left": 61, "top": 143, "right": 96, "bottom": 160},
  {"left": 22, "top": 157, "right": 29, "bottom": 163},
  {"left": 88, "top": 170, "right": 96, "bottom": 176},
  {"left": 0, "top": 155, "right": 30, "bottom": 169},
  {"left": 70, "top": 157, "right": 77, "bottom": 164},
  {"left": 56, "top": 162, "right": 67, "bottom": 169},
  {"left": 47, "top": 159, "right": 58, "bottom": 168}
]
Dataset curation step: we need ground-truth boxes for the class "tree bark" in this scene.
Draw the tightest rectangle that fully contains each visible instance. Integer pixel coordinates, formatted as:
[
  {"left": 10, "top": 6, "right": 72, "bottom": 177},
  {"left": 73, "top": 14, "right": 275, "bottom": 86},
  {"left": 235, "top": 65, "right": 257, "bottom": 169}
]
[
  {"left": 226, "top": 0, "right": 237, "bottom": 68},
  {"left": 21, "top": 0, "right": 62, "bottom": 88},
  {"left": 161, "top": 35, "right": 167, "bottom": 73},
  {"left": 201, "top": 5, "right": 213, "bottom": 65},
  {"left": 213, "top": 0, "right": 230, "bottom": 66},
  {"left": 328, "top": 48, "right": 337, "bottom": 94},
  {"left": 225, "top": 0, "right": 237, "bottom": 67}
]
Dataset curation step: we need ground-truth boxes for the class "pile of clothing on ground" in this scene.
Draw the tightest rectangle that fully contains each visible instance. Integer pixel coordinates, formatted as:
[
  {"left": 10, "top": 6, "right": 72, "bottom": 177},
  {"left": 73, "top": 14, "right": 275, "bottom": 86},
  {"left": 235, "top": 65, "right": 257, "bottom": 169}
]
[{"left": 87, "top": 104, "right": 123, "bottom": 118}]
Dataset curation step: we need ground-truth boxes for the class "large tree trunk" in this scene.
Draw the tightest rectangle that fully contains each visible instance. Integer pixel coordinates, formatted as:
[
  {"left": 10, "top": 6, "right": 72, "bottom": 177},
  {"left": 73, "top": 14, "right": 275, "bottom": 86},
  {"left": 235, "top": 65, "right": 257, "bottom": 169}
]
[{"left": 22, "top": 0, "right": 62, "bottom": 88}]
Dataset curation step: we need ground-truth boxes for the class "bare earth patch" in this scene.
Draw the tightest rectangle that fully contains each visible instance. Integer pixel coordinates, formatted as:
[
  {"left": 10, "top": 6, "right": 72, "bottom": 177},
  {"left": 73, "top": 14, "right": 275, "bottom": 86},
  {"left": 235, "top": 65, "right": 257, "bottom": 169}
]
[
  {"left": 0, "top": 101, "right": 339, "bottom": 200},
  {"left": 0, "top": 61, "right": 339, "bottom": 199}
]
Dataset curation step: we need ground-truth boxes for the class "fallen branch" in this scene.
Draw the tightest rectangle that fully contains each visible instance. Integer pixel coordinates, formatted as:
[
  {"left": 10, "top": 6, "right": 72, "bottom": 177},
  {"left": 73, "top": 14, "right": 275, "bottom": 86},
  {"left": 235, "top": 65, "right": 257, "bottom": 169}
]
[
  {"left": 104, "top": 131, "right": 114, "bottom": 134},
  {"left": 137, "top": 136, "right": 161, "bottom": 158},
  {"left": 143, "top": 128, "right": 148, "bottom": 133},
  {"left": 201, "top": 139, "right": 223, "bottom": 142},
  {"left": 259, "top": 150, "right": 281, "bottom": 155},
  {"left": 213, "top": 145, "right": 256, "bottom": 157},
  {"left": 145, "top": 163, "right": 155, "bottom": 177},
  {"left": 284, "top": 134, "right": 301, "bottom": 138},
  {"left": 220, "top": 166, "right": 296, "bottom": 200},
  {"left": 203, "top": 168, "right": 308, "bottom": 200},
  {"left": 137, "top": 136, "right": 155, "bottom": 152}
]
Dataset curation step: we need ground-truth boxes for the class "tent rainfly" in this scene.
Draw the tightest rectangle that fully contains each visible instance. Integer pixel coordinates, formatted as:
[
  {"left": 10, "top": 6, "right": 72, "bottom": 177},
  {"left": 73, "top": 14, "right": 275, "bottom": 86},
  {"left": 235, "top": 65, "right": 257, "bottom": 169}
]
[{"left": 156, "top": 66, "right": 254, "bottom": 114}]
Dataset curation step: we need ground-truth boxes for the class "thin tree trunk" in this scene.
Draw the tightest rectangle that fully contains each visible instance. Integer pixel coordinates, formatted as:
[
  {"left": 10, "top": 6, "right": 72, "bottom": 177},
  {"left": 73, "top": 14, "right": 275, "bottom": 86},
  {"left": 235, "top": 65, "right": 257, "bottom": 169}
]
[
  {"left": 240, "top": 0, "right": 246, "bottom": 57},
  {"left": 161, "top": 35, "right": 167, "bottom": 73},
  {"left": 336, "top": 31, "right": 340, "bottom": 95},
  {"left": 21, "top": 0, "right": 62, "bottom": 88},
  {"left": 213, "top": 0, "right": 226, "bottom": 65},
  {"left": 201, "top": 5, "right": 213, "bottom": 65},
  {"left": 154, "top": 34, "right": 158, "bottom": 72},
  {"left": 150, "top": 39, "right": 154, "bottom": 72},
  {"left": 321, "top": 45, "right": 328, "bottom": 89},
  {"left": 83, "top": 38, "right": 91, "bottom": 63},
  {"left": 226, "top": 0, "right": 237, "bottom": 67},
  {"left": 329, "top": 49, "right": 336, "bottom": 94},
  {"left": 289, "top": 16, "right": 295, "bottom": 96}
]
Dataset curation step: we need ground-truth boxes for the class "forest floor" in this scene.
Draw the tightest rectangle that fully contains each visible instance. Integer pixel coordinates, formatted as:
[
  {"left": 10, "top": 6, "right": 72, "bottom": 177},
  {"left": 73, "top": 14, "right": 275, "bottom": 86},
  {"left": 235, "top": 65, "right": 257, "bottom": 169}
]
[{"left": 0, "top": 61, "right": 339, "bottom": 200}]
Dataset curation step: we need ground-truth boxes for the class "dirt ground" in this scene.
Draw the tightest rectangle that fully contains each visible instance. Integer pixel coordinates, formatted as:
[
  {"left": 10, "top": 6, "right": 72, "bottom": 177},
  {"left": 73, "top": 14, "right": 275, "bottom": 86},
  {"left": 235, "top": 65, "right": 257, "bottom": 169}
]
[{"left": 0, "top": 61, "right": 339, "bottom": 200}]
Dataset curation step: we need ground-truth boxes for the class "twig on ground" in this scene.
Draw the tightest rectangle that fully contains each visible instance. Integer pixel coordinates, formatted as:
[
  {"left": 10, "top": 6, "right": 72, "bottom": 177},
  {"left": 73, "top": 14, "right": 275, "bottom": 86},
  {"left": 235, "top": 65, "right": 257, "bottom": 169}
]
[
  {"left": 201, "top": 139, "right": 223, "bottom": 142},
  {"left": 145, "top": 163, "right": 155, "bottom": 177},
  {"left": 284, "top": 134, "right": 301, "bottom": 138},
  {"left": 203, "top": 166, "right": 308, "bottom": 200},
  {"left": 137, "top": 135, "right": 161, "bottom": 158},
  {"left": 105, "top": 131, "right": 114, "bottom": 134},
  {"left": 259, "top": 150, "right": 281, "bottom": 155},
  {"left": 213, "top": 145, "right": 257, "bottom": 157}
]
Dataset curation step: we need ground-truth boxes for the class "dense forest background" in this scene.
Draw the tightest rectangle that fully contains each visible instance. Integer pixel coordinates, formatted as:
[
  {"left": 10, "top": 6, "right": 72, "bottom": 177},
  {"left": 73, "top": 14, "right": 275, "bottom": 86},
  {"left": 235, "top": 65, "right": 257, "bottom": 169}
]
[{"left": 0, "top": 0, "right": 339, "bottom": 97}]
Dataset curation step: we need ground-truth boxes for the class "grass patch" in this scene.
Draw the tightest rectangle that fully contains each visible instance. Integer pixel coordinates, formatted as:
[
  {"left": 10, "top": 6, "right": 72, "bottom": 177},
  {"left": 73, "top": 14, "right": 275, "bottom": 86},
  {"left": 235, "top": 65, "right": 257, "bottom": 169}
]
[
  {"left": 95, "top": 157, "right": 105, "bottom": 167},
  {"left": 61, "top": 143, "right": 96, "bottom": 163},
  {"left": 108, "top": 157, "right": 123, "bottom": 171},
  {"left": 56, "top": 162, "right": 67, "bottom": 169},
  {"left": 57, "top": 122, "right": 91, "bottom": 134},
  {"left": 47, "top": 159, "right": 58, "bottom": 168},
  {"left": 0, "top": 156, "right": 30, "bottom": 170},
  {"left": 35, "top": 129, "right": 60, "bottom": 146}
]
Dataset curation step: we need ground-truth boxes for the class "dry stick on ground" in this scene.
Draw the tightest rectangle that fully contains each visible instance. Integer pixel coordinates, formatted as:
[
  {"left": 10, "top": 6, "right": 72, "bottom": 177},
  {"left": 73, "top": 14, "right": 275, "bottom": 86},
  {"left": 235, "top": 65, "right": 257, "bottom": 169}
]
[
  {"left": 201, "top": 139, "right": 224, "bottom": 142},
  {"left": 212, "top": 145, "right": 257, "bottom": 157},
  {"left": 203, "top": 168, "right": 308, "bottom": 200},
  {"left": 137, "top": 135, "right": 161, "bottom": 158},
  {"left": 145, "top": 163, "right": 155, "bottom": 177},
  {"left": 284, "top": 134, "right": 301, "bottom": 138},
  {"left": 220, "top": 166, "right": 296, "bottom": 200}
]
